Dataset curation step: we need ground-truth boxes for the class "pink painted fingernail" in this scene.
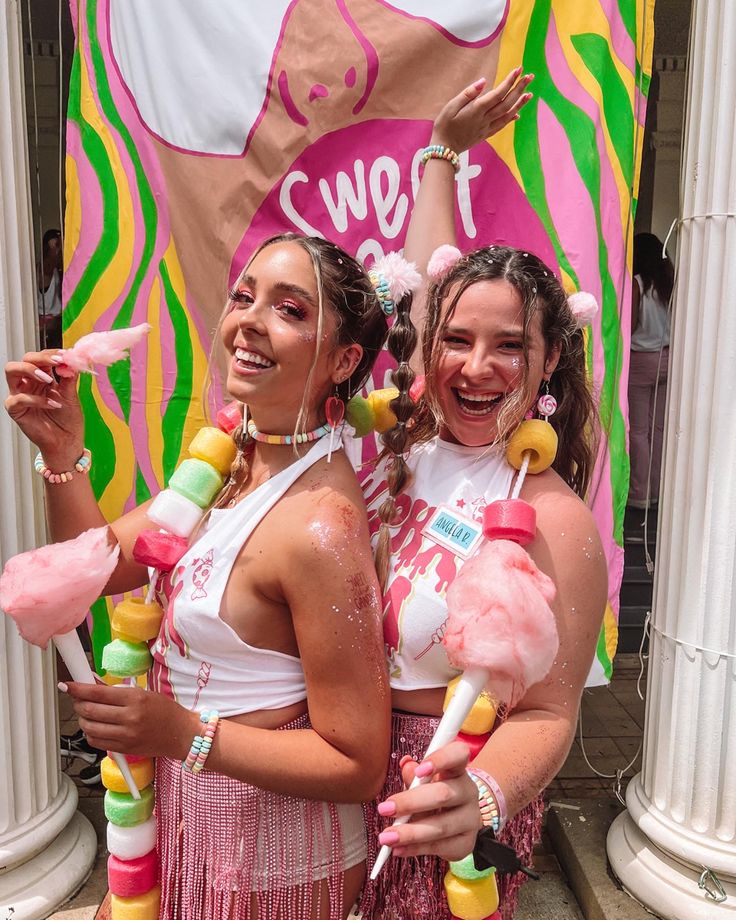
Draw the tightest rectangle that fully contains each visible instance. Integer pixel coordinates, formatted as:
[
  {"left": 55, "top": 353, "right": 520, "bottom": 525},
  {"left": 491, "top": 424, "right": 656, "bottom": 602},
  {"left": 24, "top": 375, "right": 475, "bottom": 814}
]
[
  {"left": 57, "top": 681, "right": 69, "bottom": 693},
  {"left": 47, "top": 398, "right": 63, "bottom": 409},
  {"left": 378, "top": 831, "right": 400, "bottom": 846},
  {"left": 377, "top": 801, "right": 396, "bottom": 817},
  {"left": 399, "top": 755, "right": 413, "bottom": 769},
  {"left": 34, "top": 368, "right": 54, "bottom": 384},
  {"left": 50, "top": 354, "right": 63, "bottom": 364},
  {"left": 415, "top": 760, "right": 434, "bottom": 778}
]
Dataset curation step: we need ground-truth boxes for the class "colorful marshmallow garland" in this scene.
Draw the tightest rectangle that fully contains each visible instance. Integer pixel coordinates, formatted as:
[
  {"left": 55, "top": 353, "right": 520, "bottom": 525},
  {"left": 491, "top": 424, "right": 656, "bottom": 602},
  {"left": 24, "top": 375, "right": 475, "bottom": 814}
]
[{"left": 99, "top": 404, "right": 239, "bottom": 918}]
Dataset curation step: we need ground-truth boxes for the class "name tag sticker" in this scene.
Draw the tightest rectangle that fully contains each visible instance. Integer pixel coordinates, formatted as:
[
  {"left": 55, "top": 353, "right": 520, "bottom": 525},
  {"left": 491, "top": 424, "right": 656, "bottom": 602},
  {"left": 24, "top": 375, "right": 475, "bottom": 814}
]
[{"left": 422, "top": 505, "right": 483, "bottom": 559}]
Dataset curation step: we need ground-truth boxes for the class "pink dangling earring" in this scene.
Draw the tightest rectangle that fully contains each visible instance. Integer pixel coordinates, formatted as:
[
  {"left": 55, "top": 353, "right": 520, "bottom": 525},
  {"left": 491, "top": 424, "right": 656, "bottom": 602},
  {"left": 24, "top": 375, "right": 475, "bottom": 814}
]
[
  {"left": 325, "top": 392, "right": 345, "bottom": 463},
  {"left": 536, "top": 379, "right": 557, "bottom": 422}
]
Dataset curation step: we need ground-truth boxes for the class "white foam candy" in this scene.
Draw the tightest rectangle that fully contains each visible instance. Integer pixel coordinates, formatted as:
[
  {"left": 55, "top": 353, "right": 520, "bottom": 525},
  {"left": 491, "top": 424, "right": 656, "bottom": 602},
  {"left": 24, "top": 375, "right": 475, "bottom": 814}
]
[
  {"left": 147, "top": 488, "right": 205, "bottom": 538},
  {"left": 107, "top": 814, "right": 156, "bottom": 861}
]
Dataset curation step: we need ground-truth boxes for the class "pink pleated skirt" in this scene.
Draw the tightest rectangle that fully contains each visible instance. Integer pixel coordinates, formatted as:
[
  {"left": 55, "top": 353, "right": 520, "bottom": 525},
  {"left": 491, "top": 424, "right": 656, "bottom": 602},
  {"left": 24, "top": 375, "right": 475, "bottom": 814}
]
[
  {"left": 359, "top": 710, "right": 544, "bottom": 920},
  {"left": 156, "top": 714, "right": 367, "bottom": 919}
]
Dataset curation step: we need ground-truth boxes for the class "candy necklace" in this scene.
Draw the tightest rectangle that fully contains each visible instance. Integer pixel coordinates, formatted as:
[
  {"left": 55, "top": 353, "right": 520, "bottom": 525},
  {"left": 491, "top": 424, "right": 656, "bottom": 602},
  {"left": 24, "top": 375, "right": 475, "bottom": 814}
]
[{"left": 246, "top": 418, "right": 330, "bottom": 445}]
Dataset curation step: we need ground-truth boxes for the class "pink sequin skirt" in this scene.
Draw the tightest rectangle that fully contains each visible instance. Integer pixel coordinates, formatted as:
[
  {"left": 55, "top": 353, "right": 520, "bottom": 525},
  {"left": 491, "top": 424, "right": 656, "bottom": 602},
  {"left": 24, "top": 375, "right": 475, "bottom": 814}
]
[
  {"left": 359, "top": 711, "right": 544, "bottom": 920},
  {"left": 156, "top": 714, "right": 367, "bottom": 919}
]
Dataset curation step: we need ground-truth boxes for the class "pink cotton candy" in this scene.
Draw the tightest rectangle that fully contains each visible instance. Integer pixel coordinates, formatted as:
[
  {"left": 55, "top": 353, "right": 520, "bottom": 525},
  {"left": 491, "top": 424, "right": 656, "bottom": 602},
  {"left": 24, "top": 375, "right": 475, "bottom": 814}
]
[
  {"left": 444, "top": 540, "right": 558, "bottom": 708},
  {"left": 0, "top": 527, "right": 119, "bottom": 648},
  {"left": 55, "top": 323, "right": 151, "bottom": 376}
]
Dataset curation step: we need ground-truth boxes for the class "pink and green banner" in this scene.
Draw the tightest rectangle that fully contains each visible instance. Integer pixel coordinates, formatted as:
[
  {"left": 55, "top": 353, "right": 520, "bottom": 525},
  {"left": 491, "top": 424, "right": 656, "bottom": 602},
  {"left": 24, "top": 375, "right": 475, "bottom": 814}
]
[{"left": 64, "top": 0, "right": 654, "bottom": 681}]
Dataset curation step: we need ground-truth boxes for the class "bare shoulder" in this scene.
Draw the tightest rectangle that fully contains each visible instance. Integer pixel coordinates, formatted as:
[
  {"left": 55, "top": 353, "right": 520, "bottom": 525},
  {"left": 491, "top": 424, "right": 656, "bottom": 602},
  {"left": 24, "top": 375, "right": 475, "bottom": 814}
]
[
  {"left": 279, "top": 451, "right": 371, "bottom": 563},
  {"left": 521, "top": 468, "right": 607, "bottom": 604}
]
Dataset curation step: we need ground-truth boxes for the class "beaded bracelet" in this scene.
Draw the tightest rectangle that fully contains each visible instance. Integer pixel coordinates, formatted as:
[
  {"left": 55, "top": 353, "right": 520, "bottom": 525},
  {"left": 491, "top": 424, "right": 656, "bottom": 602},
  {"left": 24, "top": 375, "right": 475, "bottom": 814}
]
[
  {"left": 182, "top": 709, "right": 220, "bottom": 774},
  {"left": 34, "top": 448, "right": 92, "bottom": 484},
  {"left": 467, "top": 767, "right": 508, "bottom": 833},
  {"left": 420, "top": 144, "right": 461, "bottom": 173}
]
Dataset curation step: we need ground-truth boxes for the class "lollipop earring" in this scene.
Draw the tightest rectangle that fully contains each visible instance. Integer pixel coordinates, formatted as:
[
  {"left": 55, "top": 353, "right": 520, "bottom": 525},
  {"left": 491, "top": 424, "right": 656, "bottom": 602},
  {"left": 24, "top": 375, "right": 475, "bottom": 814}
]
[
  {"left": 325, "top": 391, "right": 345, "bottom": 463},
  {"left": 537, "top": 379, "right": 557, "bottom": 422}
]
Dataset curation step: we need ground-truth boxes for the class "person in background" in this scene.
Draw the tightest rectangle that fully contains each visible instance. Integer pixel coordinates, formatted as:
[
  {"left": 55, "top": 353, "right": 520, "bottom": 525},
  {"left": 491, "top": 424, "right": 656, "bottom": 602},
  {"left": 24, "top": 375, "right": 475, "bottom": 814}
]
[
  {"left": 628, "top": 232, "right": 673, "bottom": 509},
  {"left": 38, "top": 228, "right": 63, "bottom": 349}
]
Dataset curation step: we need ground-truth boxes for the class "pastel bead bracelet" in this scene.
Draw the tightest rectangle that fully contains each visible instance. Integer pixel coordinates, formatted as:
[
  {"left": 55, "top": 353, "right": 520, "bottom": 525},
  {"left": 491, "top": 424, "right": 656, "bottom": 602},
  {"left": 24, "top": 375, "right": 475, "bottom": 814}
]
[
  {"left": 34, "top": 448, "right": 92, "bottom": 483},
  {"left": 183, "top": 710, "right": 220, "bottom": 774},
  {"left": 467, "top": 768, "right": 508, "bottom": 834},
  {"left": 420, "top": 144, "right": 461, "bottom": 173}
]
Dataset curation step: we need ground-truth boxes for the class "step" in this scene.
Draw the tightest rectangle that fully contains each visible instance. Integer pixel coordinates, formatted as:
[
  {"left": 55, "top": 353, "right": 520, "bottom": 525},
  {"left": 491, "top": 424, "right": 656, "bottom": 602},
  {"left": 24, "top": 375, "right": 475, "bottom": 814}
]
[
  {"left": 619, "top": 567, "right": 654, "bottom": 608},
  {"left": 617, "top": 606, "right": 650, "bottom": 654}
]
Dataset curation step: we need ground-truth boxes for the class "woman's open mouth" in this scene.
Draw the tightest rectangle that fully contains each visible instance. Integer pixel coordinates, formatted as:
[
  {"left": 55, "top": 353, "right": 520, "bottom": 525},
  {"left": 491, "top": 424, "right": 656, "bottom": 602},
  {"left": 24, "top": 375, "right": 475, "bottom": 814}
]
[
  {"left": 453, "top": 388, "right": 503, "bottom": 416},
  {"left": 233, "top": 348, "right": 275, "bottom": 373}
]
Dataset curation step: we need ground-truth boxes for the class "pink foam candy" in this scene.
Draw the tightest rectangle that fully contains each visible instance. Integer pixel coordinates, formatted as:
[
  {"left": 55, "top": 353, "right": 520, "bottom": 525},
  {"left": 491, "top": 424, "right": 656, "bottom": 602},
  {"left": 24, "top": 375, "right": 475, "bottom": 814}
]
[
  {"left": 455, "top": 731, "right": 488, "bottom": 762},
  {"left": 55, "top": 323, "right": 151, "bottom": 376},
  {"left": 483, "top": 499, "right": 536, "bottom": 546},
  {"left": 107, "top": 848, "right": 158, "bottom": 898},
  {"left": 409, "top": 375, "right": 425, "bottom": 403},
  {"left": 216, "top": 401, "right": 242, "bottom": 434},
  {"left": 0, "top": 527, "right": 119, "bottom": 648},
  {"left": 132, "top": 531, "right": 189, "bottom": 572},
  {"left": 443, "top": 540, "right": 558, "bottom": 708}
]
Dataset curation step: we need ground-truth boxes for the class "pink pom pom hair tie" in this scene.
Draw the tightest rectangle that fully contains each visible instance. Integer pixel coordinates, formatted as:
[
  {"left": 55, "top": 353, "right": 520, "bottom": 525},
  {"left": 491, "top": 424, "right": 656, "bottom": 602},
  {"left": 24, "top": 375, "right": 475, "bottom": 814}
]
[
  {"left": 567, "top": 292, "right": 598, "bottom": 329},
  {"left": 368, "top": 252, "right": 422, "bottom": 316},
  {"left": 427, "top": 244, "right": 463, "bottom": 281}
]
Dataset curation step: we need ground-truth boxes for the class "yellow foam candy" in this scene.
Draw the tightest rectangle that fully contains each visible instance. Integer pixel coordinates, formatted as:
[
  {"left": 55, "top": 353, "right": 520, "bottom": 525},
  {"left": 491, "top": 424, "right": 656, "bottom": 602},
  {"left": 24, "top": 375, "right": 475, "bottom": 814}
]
[
  {"left": 112, "top": 598, "right": 164, "bottom": 643},
  {"left": 100, "top": 671, "right": 124, "bottom": 685},
  {"left": 111, "top": 885, "right": 161, "bottom": 920},
  {"left": 189, "top": 426, "right": 237, "bottom": 475},
  {"left": 506, "top": 419, "right": 558, "bottom": 474},
  {"left": 444, "top": 677, "right": 497, "bottom": 735},
  {"left": 367, "top": 387, "right": 399, "bottom": 433},
  {"left": 101, "top": 756, "right": 155, "bottom": 793},
  {"left": 444, "top": 870, "right": 499, "bottom": 920}
]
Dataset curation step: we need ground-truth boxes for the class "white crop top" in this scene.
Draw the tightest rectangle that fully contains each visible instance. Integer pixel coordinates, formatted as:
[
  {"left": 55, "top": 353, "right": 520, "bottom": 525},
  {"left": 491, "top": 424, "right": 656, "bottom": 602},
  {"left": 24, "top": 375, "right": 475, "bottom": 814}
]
[
  {"left": 150, "top": 436, "right": 334, "bottom": 717},
  {"left": 360, "top": 438, "right": 514, "bottom": 691}
]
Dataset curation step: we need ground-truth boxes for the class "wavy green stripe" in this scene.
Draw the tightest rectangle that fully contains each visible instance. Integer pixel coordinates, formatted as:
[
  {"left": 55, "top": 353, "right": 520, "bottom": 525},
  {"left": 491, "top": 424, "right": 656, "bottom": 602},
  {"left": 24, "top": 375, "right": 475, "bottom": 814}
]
[
  {"left": 572, "top": 33, "right": 634, "bottom": 189},
  {"left": 86, "top": 0, "right": 159, "bottom": 421},
  {"left": 135, "top": 465, "right": 152, "bottom": 504},
  {"left": 160, "top": 260, "right": 194, "bottom": 483},
  {"left": 617, "top": 0, "right": 637, "bottom": 44},
  {"left": 517, "top": 0, "right": 628, "bottom": 544},
  {"left": 78, "top": 372, "right": 116, "bottom": 495},
  {"left": 64, "top": 49, "right": 120, "bottom": 332},
  {"left": 596, "top": 618, "right": 613, "bottom": 679}
]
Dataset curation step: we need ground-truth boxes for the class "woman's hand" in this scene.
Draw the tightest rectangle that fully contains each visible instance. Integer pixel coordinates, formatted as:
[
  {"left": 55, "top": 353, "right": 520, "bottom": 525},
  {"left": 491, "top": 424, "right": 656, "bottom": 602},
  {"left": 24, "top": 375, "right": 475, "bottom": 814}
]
[
  {"left": 62, "top": 681, "right": 200, "bottom": 761},
  {"left": 431, "top": 67, "right": 534, "bottom": 154},
  {"left": 376, "top": 741, "right": 480, "bottom": 861},
  {"left": 4, "top": 350, "right": 85, "bottom": 469}
]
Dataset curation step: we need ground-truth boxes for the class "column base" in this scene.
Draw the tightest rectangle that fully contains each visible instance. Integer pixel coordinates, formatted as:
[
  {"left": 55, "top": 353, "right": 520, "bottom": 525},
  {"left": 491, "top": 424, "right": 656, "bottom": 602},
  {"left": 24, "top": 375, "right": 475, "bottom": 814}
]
[
  {"left": 607, "top": 810, "right": 736, "bottom": 919},
  {"left": 0, "top": 783, "right": 97, "bottom": 920}
]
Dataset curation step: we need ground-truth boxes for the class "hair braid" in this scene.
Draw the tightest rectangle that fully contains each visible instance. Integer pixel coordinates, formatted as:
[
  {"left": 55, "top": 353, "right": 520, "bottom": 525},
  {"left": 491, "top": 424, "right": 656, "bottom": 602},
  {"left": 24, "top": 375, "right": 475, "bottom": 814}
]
[{"left": 375, "top": 292, "right": 418, "bottom": 589}]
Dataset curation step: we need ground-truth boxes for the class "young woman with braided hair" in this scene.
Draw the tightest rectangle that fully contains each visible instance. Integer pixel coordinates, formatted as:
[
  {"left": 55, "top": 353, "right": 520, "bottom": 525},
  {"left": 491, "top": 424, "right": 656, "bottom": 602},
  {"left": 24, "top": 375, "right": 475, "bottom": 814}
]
[{"left": 356, "top": 79, "right": 607, "bottom": 920}]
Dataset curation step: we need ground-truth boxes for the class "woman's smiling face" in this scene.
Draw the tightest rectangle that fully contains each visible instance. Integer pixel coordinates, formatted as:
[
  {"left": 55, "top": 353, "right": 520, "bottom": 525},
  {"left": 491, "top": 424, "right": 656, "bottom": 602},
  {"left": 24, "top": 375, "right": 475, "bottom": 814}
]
[
  {"left": 434, "top": 278, "right": 558, "bottom": 447},
  {"left": 221, "top": 241, "right": 342, "bottom": 433}
]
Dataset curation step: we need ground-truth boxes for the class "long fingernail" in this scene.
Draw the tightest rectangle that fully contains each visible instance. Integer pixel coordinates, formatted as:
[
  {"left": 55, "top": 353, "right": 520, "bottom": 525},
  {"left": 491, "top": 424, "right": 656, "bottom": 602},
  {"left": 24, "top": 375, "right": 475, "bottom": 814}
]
[
  {"left": 377, "top": 801, "right": 396, "bottom": 817},
  {"left": 399, "top": 755, "right": 413, "bottom": 769},
  {"left": 57, "top": 681, "right": 69, "bottom": 693},
  {"left": 414, "top": 760, "right": 434, "bottom": 778},
  {"left": 378, "top": 831, "right": 400, "bottom": 846},
  {"left": 34, "top": 368, "right": 54, "bottom": 384},
  {"left": 474, "top": 78, "right": 486, "bottom": 89},
  {"left": 47, "top": 398, "right": 63, "bottom": 409},
  {"left": 50, "top": 354, "right": 64, "bottom": 364}
]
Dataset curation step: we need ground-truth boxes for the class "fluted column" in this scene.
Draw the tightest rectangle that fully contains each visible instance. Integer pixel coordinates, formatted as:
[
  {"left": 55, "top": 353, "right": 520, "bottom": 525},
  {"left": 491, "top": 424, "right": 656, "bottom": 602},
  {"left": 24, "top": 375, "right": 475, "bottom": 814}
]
[
  {"left": 607, "top": 1, "right": 736, "bottom": 916},
  {"left": 0, "top": 2, "right": 96, "bottom": 917}
]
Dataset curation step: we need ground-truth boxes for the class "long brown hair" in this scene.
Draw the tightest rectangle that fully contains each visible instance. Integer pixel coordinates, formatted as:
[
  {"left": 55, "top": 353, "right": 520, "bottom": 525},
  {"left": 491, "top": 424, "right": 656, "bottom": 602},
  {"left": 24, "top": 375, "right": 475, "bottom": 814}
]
[{"left": 407, "top": 246, "right": 597, "bottom": 498}]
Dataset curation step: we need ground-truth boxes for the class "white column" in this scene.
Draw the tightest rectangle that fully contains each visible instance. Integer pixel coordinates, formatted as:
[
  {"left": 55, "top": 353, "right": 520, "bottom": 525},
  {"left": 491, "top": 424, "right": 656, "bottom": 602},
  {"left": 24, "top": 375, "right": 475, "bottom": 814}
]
[
  {"left": 607, "top": 1, "right": 736, "bottom": 917},
  {"left": 0, "top": 2, "right": 96, "bottom": 918}
]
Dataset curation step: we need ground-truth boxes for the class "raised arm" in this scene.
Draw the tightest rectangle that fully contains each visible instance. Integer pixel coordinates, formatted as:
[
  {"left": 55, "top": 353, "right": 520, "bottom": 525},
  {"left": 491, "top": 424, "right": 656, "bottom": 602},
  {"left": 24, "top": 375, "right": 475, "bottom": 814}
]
[{"left": 404, "top": 69, "right": 533, "bottom": 348}]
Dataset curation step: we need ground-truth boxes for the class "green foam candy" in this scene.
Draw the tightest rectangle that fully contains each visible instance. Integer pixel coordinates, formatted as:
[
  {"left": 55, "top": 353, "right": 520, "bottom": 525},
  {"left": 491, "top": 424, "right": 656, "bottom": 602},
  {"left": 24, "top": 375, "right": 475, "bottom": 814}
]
[
  {"left": 169, "top": 458, "right": 223, "bottom": 508},
  {"left": 346, "top": 395, "right": 375, "bottom": 438},
  {"left": 101, "top": 638, "right": 152, "bottom": 677},
  {"left": 104, "top": 785, "right": 155, "bottom": 827},
  {"left": 448, "top": 853, "right": 496, "bottom": 881}
]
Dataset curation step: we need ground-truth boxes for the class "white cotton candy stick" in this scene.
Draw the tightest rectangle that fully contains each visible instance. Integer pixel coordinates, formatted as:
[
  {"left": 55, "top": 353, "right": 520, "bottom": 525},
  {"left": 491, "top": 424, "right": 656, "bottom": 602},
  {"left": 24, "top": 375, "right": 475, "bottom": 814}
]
[
  {"left": 369, "top": 665, "right": 489, "bottom": 880},
  {"left": 54, "top": 630, "right": 141, "bottom": 800}
]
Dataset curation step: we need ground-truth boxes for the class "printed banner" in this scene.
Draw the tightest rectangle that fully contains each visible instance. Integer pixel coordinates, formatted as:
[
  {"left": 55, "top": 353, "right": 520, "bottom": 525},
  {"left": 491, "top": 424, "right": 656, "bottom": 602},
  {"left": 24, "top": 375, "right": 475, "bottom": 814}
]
[{"left": 64, "top": 0, "right": 654, "bottom": 680}]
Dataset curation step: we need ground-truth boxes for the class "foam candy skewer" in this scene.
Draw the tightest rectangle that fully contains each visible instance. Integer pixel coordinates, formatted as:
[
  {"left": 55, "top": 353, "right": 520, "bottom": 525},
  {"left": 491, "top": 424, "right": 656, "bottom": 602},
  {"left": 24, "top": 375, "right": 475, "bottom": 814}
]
[{"left": 370, "top": 666, "right": 489, "bottom": 879}]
